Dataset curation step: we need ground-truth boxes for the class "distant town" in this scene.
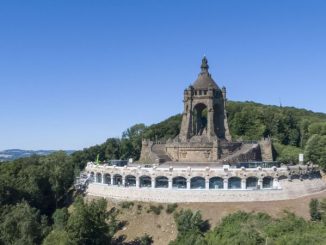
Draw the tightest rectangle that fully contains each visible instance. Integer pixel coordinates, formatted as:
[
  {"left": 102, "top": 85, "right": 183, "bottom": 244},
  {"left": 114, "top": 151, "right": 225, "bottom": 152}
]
[{"left": 0, "top": 149, "right": 75, "bottom": 162}]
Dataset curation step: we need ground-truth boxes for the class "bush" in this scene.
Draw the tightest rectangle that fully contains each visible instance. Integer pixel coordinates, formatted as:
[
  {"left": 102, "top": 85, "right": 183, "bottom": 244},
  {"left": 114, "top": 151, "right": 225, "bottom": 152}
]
[
  {"left": 310, "top": 199, "right": 321, "bottom": 221},
  {"left": 137, "top": 204, "right": 142, "bottom": 214},
  {"left": 133, "top": 233, "right": 153, "bottom": 245},
  {"left": 166, "top": 203, "right": 178, "bottom": 214},
  {"left": 119, "top": 201, "right": 134, "bottom": 209},
  {"left": 147, "top": 205, "right": 163, "bottom": 215}
]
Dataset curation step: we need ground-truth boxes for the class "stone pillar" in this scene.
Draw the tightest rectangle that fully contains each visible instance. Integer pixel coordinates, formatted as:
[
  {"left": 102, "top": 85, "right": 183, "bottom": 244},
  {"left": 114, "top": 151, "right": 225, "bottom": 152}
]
[
  {"left": 151, "top": 177, "right": 155, "bottom": 188},
  {"left": 101, "top": 173, "right": 105, "bottom": 184},
  {"left": 168, "top": 179, "right": 173, "bottom": 189},
  {"left": 122, "top": 176, "right": 125, "bottom": 187},
  {"left": 110, "top": 176, "right": 114, "bottom": 185},
  {"left": 241, "top": 179, "right": 246, "bottom": 190},
  {"left": 258, "top": 178, "right": 262, "bottom": 189},
  {"left": 187, "top": 179, "right": 191, "bottom": 190},
  {"left": 273, "top": 177, "right": 279, "bottom": 189},
  {"left": 206, "top": 94, "right": 214, "bottom": 139},
  {"left": 223, "top": 178, "right": 228, "bottom": 190},
  {"left": 205, "top": 179, "right": 209, "bottom": 189},
  {"left": 136, "top": 177, "right": 140, "bottom": 188}
]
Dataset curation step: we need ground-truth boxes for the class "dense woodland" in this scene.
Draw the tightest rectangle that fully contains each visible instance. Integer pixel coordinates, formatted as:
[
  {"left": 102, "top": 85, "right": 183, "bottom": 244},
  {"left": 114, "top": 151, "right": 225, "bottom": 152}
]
[{"left": 1, "top": 101, "right": 326, "bottom": 244}]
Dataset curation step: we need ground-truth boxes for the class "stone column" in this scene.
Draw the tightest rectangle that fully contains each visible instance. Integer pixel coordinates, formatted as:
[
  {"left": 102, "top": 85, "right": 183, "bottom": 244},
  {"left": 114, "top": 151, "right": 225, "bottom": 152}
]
[
  {"left": 151, "top": 177, "right": 155, "bottom": 188},
  {"left": 110, "top": 176, "right": 114, "bottom": 185},
  {"left": 206, "top": 98, "right": 214, "bottom": 139},
  {"left": 186, "top": 179, "right": 191, "bottom": 190},
  {"left": 168, "top": 179, "right": 173, "bottom": 189},
  {"left": 273, "top": 177, "right": 279, "bottom": 189},
  {"left": 223, "top": 178, "right": 228, "bottom": 190},
  {"left": 136, "top": 177, "right": 140, "bottom": 188},
  {"left": 205, "top": 179, "right": 209, "bottom": 189},
  {"left": 258, "top": 178, "right": 262, "bottom": 189},
  {"left": 241, "top": 179, "right": 246, "bottom": 190},
  {"left": 101, "top": 173, "right": 105, "bottom": 184},
  {"left": 122, "top": 176, "right": 125, "bottom": 187}
]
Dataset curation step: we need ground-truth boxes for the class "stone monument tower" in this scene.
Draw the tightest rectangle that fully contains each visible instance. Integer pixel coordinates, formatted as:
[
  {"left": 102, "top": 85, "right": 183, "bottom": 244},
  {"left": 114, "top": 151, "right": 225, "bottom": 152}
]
[
  {"left": 179, "top": 57, "right": 231, "bottom": 142},
  {"left": 140, "top": 57, "right": 265, "bottom": 164}
]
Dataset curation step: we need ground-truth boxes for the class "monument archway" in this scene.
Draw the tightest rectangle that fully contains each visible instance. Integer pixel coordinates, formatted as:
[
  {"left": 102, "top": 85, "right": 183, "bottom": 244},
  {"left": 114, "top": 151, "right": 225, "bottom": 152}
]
[{"left": 193, "top": 103, "right": 208, "bottom": 136}]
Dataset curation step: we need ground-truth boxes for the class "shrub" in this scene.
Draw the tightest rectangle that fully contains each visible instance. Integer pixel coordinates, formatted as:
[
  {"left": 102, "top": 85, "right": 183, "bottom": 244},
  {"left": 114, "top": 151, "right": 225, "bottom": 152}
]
[
  {"left": 166, "top": 203, "right": 178, "bottom": 214},
  {"left": 133, "top": 233, "right": 153, "bottom": 245},
  {"left": 119, "top": 201, "right": 134, "bottom": 209},
  {"left": 147, "top": 205, "right": 163, "bottom": 215},
  {"left": 310, "top": 199, "right": 321, "bottom": 221},
  {"left": 137, "top": 204, "right": 143, "bottom": 214}
]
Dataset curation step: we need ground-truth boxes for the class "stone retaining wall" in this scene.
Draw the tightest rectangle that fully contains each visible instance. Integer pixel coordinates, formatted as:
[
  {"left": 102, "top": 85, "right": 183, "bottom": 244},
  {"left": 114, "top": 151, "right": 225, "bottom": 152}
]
[{"left": 86, "top": 178, "right": 326, "bottom": 203}]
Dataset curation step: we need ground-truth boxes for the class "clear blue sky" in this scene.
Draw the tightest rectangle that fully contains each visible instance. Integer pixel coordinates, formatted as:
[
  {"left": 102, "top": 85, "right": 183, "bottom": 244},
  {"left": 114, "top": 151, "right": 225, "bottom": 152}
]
[{"left": 1, "top": 0, "right": 326, "bottom": 150}]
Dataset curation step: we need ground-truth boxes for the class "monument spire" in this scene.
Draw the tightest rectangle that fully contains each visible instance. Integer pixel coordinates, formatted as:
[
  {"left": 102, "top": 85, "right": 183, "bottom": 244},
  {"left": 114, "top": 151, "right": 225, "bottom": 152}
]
[{"left": 200, "top": 56, "right": 209, "bottom": 74}]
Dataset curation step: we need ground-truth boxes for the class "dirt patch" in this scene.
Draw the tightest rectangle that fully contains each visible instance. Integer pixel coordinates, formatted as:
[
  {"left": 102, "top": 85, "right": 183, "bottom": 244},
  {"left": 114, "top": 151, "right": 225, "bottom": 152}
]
[{"left": 87, "top": 190, "right": 326, "bottom": 245}]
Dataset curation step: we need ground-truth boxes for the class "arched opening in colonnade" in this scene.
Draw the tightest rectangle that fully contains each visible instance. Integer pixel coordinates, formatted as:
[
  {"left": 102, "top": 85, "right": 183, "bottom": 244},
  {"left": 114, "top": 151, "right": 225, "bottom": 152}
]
[
  {"left": 113, "top": 174, "right": 122, "bottom": 186},
  {"left": 155, "top": 176, "right": 168, "bottom": 188},
  {"left": 125, "top": 175, "right": 136, "bottom": 187},
  {"left": 228, "top": 177, "right": 241, "bottom": 189},
  {"left": 246, "top": 177, "right": 258, "bottom": 189},
  {"left": 89, "top": 172, "right": 95, "bottom": 182},
  {"left": 140, "top": 176, "right": 151, "bottom": 188},
  {"left": 209, "top": 177, "right": 223, "bottom": 189},
  {"left": 263, "top": 176, "right": 273, "bottom": 189},
  {"left": 96, "top": 173, "right": 102, "bottom": 183},
  {"left": 190, "top": 177, "right": 205, "bottom": 189},
  {"left": 172, "top": 176, "right": 187, "bottom": 189},
  {"left": 103, "top": 173, "right": 111, "bottom": 184}
]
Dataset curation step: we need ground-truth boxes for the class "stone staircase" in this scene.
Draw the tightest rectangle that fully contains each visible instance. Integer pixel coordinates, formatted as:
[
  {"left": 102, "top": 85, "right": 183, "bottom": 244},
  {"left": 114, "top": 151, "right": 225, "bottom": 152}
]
[
  {"left": 221, "top": 143, "right": 261, "bottom": 163},
  {"left": 259, "top": 138, "right": 274, "bottom": 161},
  {"left": 151, "top": 144, "right": 171, "bottom": 163}
]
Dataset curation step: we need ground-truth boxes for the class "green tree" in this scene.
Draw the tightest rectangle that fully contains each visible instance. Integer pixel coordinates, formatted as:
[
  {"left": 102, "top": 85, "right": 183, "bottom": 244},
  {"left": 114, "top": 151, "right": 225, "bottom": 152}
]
[
  {"left": 0, "top": 202, "right": 49, "bottom": 245},
  {"left": 304, "top": 134, "right": 326, "bottom": 169},
  {"left": 174, "top": 209, "right": 207, "bottom": 235},
  {"left": 40, "top": 152, "right": 75, "bottom": 208},
  {"left": 205, "top": 211, "right": 268, "bottom": 245},
  {"left": 52, "top": 207, "right": 69, "bottom": 230},
  {"left": 43, "top": 229, "right": 75, "bottom": 245},
  {"left": 169, "top": 209, "right": 208, "bottom": 245},
  {"left": 66, "top": 197, "right": 117, "bottom": 245},
  {"left": 273, "top": 142, "right": 301, "bottom": 164},
  {"left": 310, "top": 199, "right": 321, "bottom": 221},
  {"left": 105, "top": 138, "right": 121, "bottom": 160}
]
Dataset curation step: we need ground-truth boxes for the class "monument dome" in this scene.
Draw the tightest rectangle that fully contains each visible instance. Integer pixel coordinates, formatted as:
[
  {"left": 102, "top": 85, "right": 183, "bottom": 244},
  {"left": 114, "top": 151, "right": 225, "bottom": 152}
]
[{"left": 193, "top": 56, "right": 219, "bottom": 90}]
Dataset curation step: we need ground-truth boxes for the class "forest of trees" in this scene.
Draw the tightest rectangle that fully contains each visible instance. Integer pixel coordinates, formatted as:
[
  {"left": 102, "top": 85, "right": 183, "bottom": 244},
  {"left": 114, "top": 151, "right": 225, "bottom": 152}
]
[
  {"left": 0, "top": 153, "right": 151, "bottom": 244},
  {"left": 1, "top": 100, "right": 326, "bottom": 244}
]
